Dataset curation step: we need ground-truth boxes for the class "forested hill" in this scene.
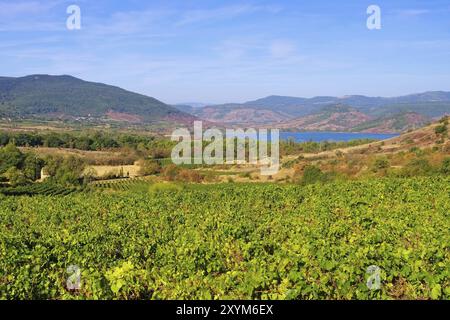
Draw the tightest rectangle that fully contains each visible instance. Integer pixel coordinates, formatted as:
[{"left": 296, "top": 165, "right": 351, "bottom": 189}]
[{"left": 0, "top": 75, "right": 189, "bottom": 124}]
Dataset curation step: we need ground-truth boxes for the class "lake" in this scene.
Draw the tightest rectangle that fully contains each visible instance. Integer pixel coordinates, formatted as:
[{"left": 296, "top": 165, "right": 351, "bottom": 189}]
[{"left": 280, "top": 132, "right": 398, "bottom": 142}]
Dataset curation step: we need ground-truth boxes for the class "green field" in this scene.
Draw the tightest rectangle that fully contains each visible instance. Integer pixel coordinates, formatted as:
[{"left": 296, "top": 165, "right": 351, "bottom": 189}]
[{"left": 0, "top": 177, "right": 449, "bottom": 300}]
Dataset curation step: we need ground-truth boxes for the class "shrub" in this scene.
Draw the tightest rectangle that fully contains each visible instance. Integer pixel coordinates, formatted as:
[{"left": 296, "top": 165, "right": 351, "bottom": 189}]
[
  {"left": 435, "top": 125, "right": 447, "bottom": 135},
  {"left": 372, "top": 158, "right": 390, "bottom": 172},
  {"left": 441, "top": 158, "right": 450, "bottom": 175},
  {"left": 137, "top": 159, "right": 161, "bottom": 176},
  {"left": 160, "top": 165, "right": 204, "bottom": 183},
  {"left": 240, "top": 171, "right": 252, "bottom": 179},
  {"left": 400, "top": 158, "right": 434, "bottom": 177},
  {"left": 301, "top": 165, "right": 326, "bottom": 185},
  {"left": 409, "top": 147, "right": 424, "bottom": 157},
  {"left": 161, "top": 164, "right": 180, "bottom": 181},
  {"left": 177, "top": 169, "right": 204, "bottom": 183}
]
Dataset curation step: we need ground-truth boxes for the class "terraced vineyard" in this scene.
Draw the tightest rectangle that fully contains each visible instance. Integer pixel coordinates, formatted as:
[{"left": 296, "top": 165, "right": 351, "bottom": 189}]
[
  {"left": 0, "top": 183, "right": 81, "bottom": 196},
  {"left": 91, "top": 177, "right": 153, "bottom": 191},
  {"left": 0, "top": 177, "right": 448, "bottom": 300}
]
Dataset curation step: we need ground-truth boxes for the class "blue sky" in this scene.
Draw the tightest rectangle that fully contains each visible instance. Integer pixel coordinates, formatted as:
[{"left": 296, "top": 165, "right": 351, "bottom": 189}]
[{"left": 0, "top": 0, "right": 449, "bottom": 104}]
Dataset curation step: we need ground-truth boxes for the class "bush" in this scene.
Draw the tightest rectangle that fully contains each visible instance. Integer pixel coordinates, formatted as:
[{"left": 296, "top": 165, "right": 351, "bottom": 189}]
[
  {"left": 137, "top": 159, "right": 161, "bottom": 176},
  {"left": 300, "top": 165, "right": 332, "bottom": 185},
  {"left": 161, "top": 165, "right": 204, "bottom": 183},
  {"left": 409, "top": 147, "right": 425, "bottom": 157},
  {"left": 240, "top": 171, "right": 252, "bottom": 179},
  {"left": 441, "top": 158, "right": 450, "bottom": 175},
  {"left": 400, "top": 158, "right": 434, "bottom": 177},
  {"left": 372, "top": 158, "right": 390, "bottom": 172},
  {"left": 177, "top": 169, "right": 204, "bottom": 183},
  {"left": 161, "top": 164, "right": 180, "bottom": 181},
  {"left": 435, "top": 125, "right": 447, "bottom": 135}
]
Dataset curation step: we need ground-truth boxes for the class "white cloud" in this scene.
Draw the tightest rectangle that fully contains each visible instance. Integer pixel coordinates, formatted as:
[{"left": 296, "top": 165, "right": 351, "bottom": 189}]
[
  {"left": 215, "top": 39, "right": 264, "bottom": 60},
  {"left": 88, "top": 9, "right": 174, "bottom": 36},
  {"left": 176, "top": 4, "right": 282, "bottom": 26},
  {"left": 0, "top": 0, "right": 67, "bottom": 31},
  {"left": 0, "top": 0, "right": 63, "bottom": 17},
  {"left": 269, "top": 40, "right": 297, "bottom": 59},
  {"left": 395, "top": 9, "right": 431, "bottom": 17}
]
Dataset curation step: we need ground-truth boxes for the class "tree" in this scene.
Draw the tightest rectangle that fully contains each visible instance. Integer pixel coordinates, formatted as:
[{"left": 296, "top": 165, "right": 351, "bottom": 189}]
[
  {"left": 0, "top": 143, "right": 24, "bottom": 175},
  {"left": 3, "top": 167, "right": 28, "bottom": 186},
  {"left": 44, "top": 155, "right": 86, "bottom": 186},
  {"left": 23, "top": 154, "right": 44, "bottom": 181},
  {"left": 0, "top": 132, "right": 9, "bottom": 146}
]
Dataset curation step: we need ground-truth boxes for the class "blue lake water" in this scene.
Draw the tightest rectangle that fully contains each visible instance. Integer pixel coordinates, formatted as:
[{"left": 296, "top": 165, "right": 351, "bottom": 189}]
[{"left": 279, "top": 132, "right": 398, "bottom": 143}]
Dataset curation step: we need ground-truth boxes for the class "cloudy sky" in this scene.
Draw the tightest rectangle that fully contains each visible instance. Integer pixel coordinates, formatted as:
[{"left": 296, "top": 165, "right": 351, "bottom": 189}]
[{"left": 0, "top": 0, "right": 449, "bottom": 104}]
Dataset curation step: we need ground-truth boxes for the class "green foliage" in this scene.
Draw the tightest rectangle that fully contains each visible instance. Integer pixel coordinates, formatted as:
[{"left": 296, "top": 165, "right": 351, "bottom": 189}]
[
  {"left": 0, "top": 143, "right": 24, "bottom": 175},
  {"left": 0, "top": 182, "right": 80, "bottom": 196},
  {"left": 372, "top": 158, "right": 390, "bottom": 172},
  {"left": 409, "top": 147, "right": 425, "bottom": 157},
  {"left": 439, "top": 116, "right": 449, "bottom": 125},
  {"left": 0, "top": 75, "right": 179, "bottom": 121},
  {"left": 280, "top": 139, "right": 376, "bottom": 156},
  {"left": 301, "top": 165, "right": 334, "bottom": 185},
  {"left": 435, "top": 124, "right": 448, "bottom": 135},
  {"left": 441, "top": 158, "right": 450, "bottom": 175},
  {"left": 0, "top": 129, "right": 175, "bottom": 153},
  {"left": 400, "top": 158, "right": 434, "bottom": 177},
  {"left": 44, "top": 155, "right": 86, "bottom": 186},
  {"left": 3, "top": 167, "right": 27, "bottom": 186},
  {"left": 138, "top": 159, "right": 161, "bottom": 176},
  {"left": 0, "top": 144, "right": 44, "bottom": 184},
  {"left": 0, "top": 177, "right": 448, "bottom": 299},
  {"left": 148, "top": 182, "right": 183, "bottom": 195}
]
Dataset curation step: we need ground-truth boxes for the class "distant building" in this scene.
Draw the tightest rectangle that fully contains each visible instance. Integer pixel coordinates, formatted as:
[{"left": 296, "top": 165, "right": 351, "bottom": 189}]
[{"left": 40, "top": 168, "right": 50, "bottom": 181}]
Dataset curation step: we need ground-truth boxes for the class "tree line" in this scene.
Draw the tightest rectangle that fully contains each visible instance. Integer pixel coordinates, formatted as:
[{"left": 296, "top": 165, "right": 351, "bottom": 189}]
[{"left": 0, "top": 143, "right": 87, "bottom": 187}]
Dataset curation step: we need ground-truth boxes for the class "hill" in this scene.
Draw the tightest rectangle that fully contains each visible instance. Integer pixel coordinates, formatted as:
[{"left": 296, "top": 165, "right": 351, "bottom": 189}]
[
  {"left": 0, "top": 75, "right": 191, "bottom": 125},
  {"left": 266, "top": 104, "right": 430, "bottom": 133},
  {"left": 188, "top": 92, "right": 450, "bottom": 132},
  {"left": 272, "top": 104, "right": 372, "bottom": 131}
]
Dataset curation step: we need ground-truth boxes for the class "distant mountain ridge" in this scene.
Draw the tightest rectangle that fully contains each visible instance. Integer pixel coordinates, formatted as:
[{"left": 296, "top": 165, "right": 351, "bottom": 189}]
[
  {"left": 0, "top": 75, "right": 191, "bottom": 125},
  {"left": 0, "top": 75, "right": 448, "bottom": 133},
  {"left": 179, "top": 92, "right": 450, "bottom": 132}
]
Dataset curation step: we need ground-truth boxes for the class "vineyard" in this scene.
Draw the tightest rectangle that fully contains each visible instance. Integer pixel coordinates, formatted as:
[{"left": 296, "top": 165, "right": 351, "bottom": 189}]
[
  {"left": 91, "top": 177, "right": 154, "bottom": 191},
  {"left": 0, "top": 177, "right": 449, "bottom": 300},
  {"left": 0, "top": 183, "right": 80, "bottom": 196}
]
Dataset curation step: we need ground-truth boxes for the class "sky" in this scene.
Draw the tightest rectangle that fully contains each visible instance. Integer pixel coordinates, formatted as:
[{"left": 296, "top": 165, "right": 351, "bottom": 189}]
[{"left": 0, "top": 0, "right": 449, "bottom": 104}]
